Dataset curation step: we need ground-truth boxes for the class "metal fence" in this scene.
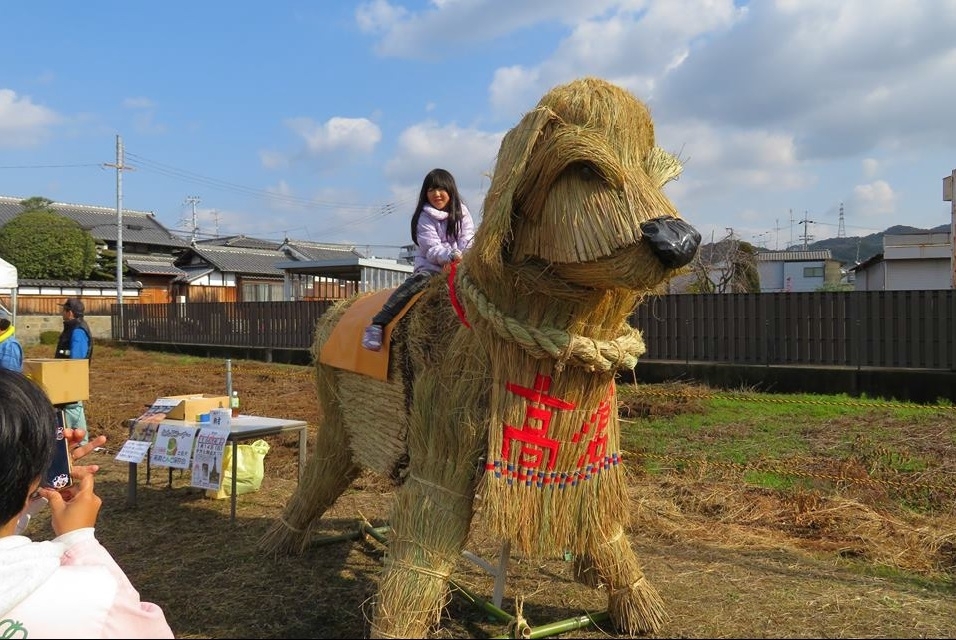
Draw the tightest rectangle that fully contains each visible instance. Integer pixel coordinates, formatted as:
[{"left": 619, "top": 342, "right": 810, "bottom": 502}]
[{"left": 114, "top": 290, "right": 956, "bottom": 370}]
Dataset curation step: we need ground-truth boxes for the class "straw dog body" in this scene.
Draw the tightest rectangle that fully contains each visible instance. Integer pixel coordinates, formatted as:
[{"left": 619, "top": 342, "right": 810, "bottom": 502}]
[{"left": 261, "top": 77, "right": 700, "bottom": 638}]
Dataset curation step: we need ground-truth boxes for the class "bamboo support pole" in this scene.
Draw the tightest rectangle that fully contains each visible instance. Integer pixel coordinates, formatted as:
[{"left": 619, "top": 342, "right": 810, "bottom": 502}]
[{"left": 491, "top": 611, "right": 611, "bottom": 639}]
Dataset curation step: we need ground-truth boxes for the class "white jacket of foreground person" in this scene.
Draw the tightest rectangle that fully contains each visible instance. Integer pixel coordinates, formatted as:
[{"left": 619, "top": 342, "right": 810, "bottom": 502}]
[{"left": 0, "top": 527, "right": 174, "bottom": 638}]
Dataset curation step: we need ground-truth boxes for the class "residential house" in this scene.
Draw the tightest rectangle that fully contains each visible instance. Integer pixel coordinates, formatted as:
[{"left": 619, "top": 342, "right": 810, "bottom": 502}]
[
  {"left": 0, "top": 195, "right": 189, "bottom": 312},
  {"left": 851, "top": 230, "right": 952, "bottom": 291},
  {"left": 756, "top": 250, "right": 843, "bottom": 292},
  {"left": 177, "top": 238, "right": 381, "bottom": 302},
  {"left": 0, "top": 195, "right": 415, "bottom": 310}
]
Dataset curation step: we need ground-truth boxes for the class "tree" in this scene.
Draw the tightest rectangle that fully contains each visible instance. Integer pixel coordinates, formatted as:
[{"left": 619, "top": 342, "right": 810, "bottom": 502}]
[
  {"left": 18, "top": 196, "right": 56, "bottom": 214},
  {"left": 0, "top": 198, "right": 98, "bottom": 279},
  {"left": 686, "top": 230, "right": 761, "bottom": 293},
  {"left": 90, "top": 247, "right": 124, "bottom": 280}
]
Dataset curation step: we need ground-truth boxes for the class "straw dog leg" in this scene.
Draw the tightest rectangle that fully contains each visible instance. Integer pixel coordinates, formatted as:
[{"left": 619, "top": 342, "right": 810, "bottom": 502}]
[
  {"left": 259, "top": 305, "right": 362, "bottom": 556},
  {"left": 573, "top": 528, "right": 667, "bottom": 634},
  {"left": 370, "top": 476, "right": 476, "bottom": 638}
]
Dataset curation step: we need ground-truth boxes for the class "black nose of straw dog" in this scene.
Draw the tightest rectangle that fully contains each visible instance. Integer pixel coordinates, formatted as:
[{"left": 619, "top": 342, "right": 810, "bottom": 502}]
[{"left": 640, "top": 216, "right": 702, "bottom": 269}]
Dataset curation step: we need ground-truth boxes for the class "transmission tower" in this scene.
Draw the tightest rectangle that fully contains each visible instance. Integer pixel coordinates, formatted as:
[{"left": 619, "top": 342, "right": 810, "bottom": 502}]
[
  {"left": 211, "top": 210, "right": 221, "bottom": 237},
  {"left": 837, "top": 202, "right": 846, "bottom": 238}
]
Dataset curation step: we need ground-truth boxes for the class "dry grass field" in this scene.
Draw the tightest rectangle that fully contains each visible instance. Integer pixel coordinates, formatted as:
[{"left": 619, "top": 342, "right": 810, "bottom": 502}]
[{"left": 22, "top": 341, "right": 956, "bottom": 639}]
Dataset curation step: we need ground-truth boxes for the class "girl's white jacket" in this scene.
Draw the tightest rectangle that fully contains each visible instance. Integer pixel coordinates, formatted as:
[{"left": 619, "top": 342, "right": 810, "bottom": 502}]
[{"left": 0, "top": 528, "right": 173, "bottom": 638}]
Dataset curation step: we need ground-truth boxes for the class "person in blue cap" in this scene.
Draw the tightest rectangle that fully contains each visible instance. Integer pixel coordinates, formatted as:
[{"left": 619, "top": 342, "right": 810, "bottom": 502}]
[{"left": 55, "top": 298, "right": 93, "bottom": 444}]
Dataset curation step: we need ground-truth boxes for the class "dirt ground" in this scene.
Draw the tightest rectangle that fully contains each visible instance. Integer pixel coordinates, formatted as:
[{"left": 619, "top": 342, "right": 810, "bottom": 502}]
[{"left": 24, "top": 342, "right": 956, "bottom": 639}]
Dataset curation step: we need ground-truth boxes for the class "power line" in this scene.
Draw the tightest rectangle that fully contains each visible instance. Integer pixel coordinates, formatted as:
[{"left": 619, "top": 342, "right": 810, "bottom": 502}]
[
  {"left": 125, "top": 151, "right": 389, "bottom": 212},
  {"left": 0, "top": 163, "right": 102, "bottom": 169},
  {"left": 2, "top": 148, "right": 415, "bottom": 241}
]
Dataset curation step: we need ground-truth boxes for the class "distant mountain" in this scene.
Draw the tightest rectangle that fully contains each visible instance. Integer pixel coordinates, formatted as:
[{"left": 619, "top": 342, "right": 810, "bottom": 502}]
[{"left": 761, "top": 224, "right": 950, "bottom": 267}]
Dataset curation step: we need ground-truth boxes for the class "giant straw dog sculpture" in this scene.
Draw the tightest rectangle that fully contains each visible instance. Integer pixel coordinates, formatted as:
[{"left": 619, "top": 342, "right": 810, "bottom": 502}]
[{"left": 260, "top": 76, "right": 700, "bottom": 638}]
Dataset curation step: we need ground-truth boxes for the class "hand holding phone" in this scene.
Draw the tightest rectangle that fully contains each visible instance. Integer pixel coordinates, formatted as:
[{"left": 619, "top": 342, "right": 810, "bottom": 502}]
[
  {"left": 42, "top": 472, "right": 100, "bottom": 536},
  {"left": 43, "top": 416, "right": 74, "bottom": 491}
]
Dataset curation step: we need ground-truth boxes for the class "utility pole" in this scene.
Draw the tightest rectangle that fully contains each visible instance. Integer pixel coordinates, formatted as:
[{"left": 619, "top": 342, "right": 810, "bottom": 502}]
[
  {"left": 944, "top": 169, "right": 956, "bottom": 288},
  {"left": 184, "top": 195, "right": 201, "bottom": 243},
  {"left": 837, "top": 202, "right": 846, "bottom": 238},
  {"left": 103, "top": 135, "right": 133, "bottom": 339},
  {"left": 798, "top": 211, "right": 815, "bottom": 250},
  {"left": 789, "top": 208, "right": 794, "bottom": 247}
]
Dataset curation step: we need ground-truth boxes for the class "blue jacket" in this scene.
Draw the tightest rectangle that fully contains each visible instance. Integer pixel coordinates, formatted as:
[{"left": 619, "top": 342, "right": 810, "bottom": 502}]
[
  {"left": 0, "top": 328, "right": 23, "bottom": 372},
  {"left": 55, "top": 319, "right": 93, "bottom": 360}
]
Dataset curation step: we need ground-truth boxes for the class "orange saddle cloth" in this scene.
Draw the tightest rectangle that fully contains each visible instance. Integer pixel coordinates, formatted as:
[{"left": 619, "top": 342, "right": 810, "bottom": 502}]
[{"left": 318, "top": 288, "right": 424, "bottom": 381}]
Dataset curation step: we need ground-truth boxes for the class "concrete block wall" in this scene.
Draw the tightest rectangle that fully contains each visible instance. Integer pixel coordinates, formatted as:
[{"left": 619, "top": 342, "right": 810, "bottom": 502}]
[{"left": 12, "top": 315, "right": 112, "bottom": 346}]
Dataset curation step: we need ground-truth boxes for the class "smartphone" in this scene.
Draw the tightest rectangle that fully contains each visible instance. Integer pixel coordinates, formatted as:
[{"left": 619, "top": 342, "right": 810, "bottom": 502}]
[{"left": 43, "top": 412, "right": 74, "bottom": 491}]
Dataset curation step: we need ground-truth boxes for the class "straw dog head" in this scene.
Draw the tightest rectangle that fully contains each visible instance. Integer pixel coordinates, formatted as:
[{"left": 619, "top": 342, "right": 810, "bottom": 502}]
[{"left": 471, "top": 77, "right": 699, "bottom": 292}]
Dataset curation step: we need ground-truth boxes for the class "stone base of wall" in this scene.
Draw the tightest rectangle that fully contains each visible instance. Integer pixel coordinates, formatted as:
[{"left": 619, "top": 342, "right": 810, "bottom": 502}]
[{"left": 12, "top": 315, "right": 112, "bottom": 346}]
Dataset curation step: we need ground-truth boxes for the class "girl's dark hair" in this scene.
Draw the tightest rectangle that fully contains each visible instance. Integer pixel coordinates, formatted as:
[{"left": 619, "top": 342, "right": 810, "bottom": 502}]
[
  {"left": 0, "top": 369, "right": 58, "bottom": 525},
  {"left": 410, "top": 168, "right": 465, "bottom": 245}
]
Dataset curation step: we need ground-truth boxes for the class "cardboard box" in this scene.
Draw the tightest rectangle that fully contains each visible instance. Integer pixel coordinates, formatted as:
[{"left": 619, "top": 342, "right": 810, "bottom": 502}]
[
  {"left": 160, "top": 394, "right": 231, "bottom": 421},
  {"left": 22, "top": 358, "right": 90, "bottom": 405}
]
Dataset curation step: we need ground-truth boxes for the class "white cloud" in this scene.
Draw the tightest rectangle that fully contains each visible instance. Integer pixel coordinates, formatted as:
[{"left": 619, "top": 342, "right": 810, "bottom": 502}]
[
  {"left": 862, "top": 158, "right": 880, "bottom": 179},
  {"left": 384, "top": 120, "right": 502, "bottom": 213},
  {"left": 285, "top": 116, "right": 382, "bottom": 155},
  {"left": 0, "top": 89, "right": 61, "bottom": 148},
  {"left": 358, "top": 0, "right": 622, "bottom": 59},
  {"left": 852, "top": 180, "right": 896, "bottom": 217},
  {"left": 487, "top": 0, "right": 743, "bottom": 117},
  {"left": 355, "top": 0, "right": 410, "bottom": 34}
]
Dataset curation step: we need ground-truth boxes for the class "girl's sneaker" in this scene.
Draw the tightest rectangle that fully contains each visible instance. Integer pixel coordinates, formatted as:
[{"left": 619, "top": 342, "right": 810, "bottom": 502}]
[{"left": 362, "top": 324, "right": 383, "bottom": 351}]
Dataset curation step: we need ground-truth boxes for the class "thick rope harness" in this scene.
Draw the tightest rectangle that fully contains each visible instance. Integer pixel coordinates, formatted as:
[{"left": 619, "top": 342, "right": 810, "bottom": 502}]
[{"left": 452, "top": 264, "right": 646, "bottom": 373}]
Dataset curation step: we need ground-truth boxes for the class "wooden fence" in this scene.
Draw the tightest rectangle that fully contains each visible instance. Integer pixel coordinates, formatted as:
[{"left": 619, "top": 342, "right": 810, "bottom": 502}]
[
  {"left": 113, "top": 300, "right": 335, "bottom": 351},
  {"left": 110, "top": 290, "right": 956, "bottom": 370},
  {"left": 634, "top": 290, "right": 956, "bottom": 370}
]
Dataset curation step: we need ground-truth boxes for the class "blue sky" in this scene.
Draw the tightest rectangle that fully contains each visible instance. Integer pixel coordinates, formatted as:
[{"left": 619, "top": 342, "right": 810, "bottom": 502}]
[{"left": 2, "top": 1, "right": 955, "bottom": 258}]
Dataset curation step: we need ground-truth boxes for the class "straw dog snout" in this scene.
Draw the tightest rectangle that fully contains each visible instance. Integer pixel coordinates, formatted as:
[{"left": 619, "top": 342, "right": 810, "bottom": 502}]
[{"left": 640, "top": 215, "right": 701, "bottom": 269}]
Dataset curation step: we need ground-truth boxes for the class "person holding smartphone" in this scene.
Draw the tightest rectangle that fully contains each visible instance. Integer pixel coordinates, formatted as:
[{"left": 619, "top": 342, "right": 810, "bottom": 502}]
[{"left": 0, "top": 368, "right": 174, "bottom": 638}]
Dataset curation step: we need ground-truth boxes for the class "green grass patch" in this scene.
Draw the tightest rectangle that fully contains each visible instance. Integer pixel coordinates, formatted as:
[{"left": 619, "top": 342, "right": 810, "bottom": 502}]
[{"left": 617, "top": 382, "right": 955, "bottom": 511}]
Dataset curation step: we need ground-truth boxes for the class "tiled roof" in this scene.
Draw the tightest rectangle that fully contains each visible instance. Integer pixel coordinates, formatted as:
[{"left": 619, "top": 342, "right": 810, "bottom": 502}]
[
  {"left": 125, "top": 255, "right": 187, "bottom": 277},
  {"left": 280, "top": 240, "right": 365, "bottom": 261},
  {"left": 17, "top": 278, "right": 143, "bottom": 289},
  {"left": 195, "top": 235, "right": 282, "bottom": 250},
  {"left": 756, "top": 250, "right": 833, "bottom": 262},
  {"left": 176, "top": 265, "right": 215, "bottom": 283},
  {"left": 1, "top": 195, "right": 369, "bottom": 280},
  {"left": 0, "top": 195, "right": 189, "bottom": 250},
  {"left": 176, "top": 245, "right": 289, "bottom": 277}
]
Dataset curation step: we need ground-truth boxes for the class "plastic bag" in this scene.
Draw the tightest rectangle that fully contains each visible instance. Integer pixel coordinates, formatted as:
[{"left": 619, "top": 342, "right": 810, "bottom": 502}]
[{"left": 206, "top": 439, "right": 270, "bottom": 500}]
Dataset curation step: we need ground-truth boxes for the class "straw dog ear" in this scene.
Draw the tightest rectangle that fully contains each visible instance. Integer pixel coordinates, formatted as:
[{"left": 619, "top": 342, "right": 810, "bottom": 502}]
[
  {"left": 473, "top": 105, "right": 559, "bottom": 276},
  {"left": 644, "top": 146, "right": 683, "bottom": 189}
]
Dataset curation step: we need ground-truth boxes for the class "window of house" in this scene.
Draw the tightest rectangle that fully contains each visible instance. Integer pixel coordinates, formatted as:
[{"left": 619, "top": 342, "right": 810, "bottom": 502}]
[
  {"left": 803, "top": 266, "right": 824, "bottom": 278},
  {"left": 242, "top": 282, "right": 285, "bottom": 301}
]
